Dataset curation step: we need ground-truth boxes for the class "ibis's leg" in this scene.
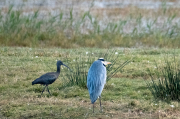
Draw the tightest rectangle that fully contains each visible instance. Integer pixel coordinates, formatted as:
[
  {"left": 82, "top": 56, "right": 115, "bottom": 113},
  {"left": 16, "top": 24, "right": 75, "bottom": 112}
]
[
  {"left": 93, "top": 103, "right": 94, "bottom": 113},
  {"left": 99, "top": 96, "right": 102, "bottom": 112},
  {"left": 46, "top": 86, "right": 51, "bottom": 95},
  {"left": 41, "top": 85, "right": 47, "bottom": 95}
]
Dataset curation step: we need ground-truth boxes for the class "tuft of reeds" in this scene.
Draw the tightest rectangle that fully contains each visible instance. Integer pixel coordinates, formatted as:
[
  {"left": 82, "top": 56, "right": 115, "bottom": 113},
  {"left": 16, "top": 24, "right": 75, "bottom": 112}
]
[
  {"left": 146, "top": 54, "right": 180, "bottom": 102},
  {"left": 0, "top": 5, "right": 180, "bottom": 48},
  {"left": 61, "top": 49, "right": 131, "bottom": 88}
]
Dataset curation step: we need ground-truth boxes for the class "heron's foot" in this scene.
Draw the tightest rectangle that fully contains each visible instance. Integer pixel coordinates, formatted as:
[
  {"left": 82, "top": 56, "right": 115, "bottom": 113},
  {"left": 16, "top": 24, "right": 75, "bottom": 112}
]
[{"left": 100, "top": 108, "right": 103, "bottom": 113}]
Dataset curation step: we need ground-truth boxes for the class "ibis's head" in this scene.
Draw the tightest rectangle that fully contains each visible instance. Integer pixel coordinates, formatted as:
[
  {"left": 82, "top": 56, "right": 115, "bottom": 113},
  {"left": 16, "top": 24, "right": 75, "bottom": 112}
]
[
  {"left": 98, "top": 58, "right": 112, "bottom": 66},
  {"left": 56, "top": 60, "right": 71, "bottom": 70}
]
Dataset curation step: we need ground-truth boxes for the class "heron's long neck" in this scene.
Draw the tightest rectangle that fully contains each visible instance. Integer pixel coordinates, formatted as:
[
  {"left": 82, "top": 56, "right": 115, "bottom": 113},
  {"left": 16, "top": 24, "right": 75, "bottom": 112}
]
[{"left": 57, "top": 65, "right": 61, "bottom": 73}]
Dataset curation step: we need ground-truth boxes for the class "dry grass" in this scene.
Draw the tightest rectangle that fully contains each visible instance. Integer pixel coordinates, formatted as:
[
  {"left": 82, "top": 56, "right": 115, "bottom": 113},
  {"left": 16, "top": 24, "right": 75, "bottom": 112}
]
[
  {"left": 1, "top": 47, "right": 180, "bottom": 118},
  {"left": 91, "top": 6, "right": 180, "bottom": 20},
  {"left": 0, "top": 3, "right": 180, "bottom": 48}
]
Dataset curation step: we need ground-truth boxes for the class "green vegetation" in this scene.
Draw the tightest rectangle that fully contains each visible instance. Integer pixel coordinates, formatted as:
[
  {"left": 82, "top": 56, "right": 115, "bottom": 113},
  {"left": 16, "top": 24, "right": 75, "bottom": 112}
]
[
  {"left": 62, "top": 49, "right": 131, "bottom": 88},
  {"left": 1, "top": 2, "right": 180, "bottom": 118},
  {"left": 0, "top": 5, "right": 180, "bottom": 48},
  {"left": 146, "top": 54, "right": 180, "bottom": 102},
  {"left": 1, "top": 47, "right": 180, "bottom": 118}
]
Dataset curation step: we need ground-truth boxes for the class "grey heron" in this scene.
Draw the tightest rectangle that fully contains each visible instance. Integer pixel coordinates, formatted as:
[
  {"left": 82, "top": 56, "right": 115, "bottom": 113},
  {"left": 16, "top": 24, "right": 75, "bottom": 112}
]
[
  {"left": 32, "top": 60, "right": 70, "bottom": 95},
  {"left": 87, "top": 58, "right": 111, "bottom": 113}
]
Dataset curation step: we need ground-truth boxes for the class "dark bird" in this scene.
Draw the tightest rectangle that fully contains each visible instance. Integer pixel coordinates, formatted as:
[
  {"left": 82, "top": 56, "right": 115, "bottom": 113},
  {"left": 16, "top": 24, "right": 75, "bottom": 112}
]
[
  {"left": 87, "top": 58, "right": 111, "bottom": 113},
  {"left": 32, "top": 60, "right": 70, "bottom": 95}
]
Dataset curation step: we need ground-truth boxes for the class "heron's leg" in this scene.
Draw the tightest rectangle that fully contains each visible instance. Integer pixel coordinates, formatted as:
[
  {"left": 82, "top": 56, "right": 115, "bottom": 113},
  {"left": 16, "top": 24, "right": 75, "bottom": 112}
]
[
  {"left": 93, "top": 103, "right": 94, "bottom": 113},
  {"left": 46, "top": 86, "right": 51, "bottom": 95},
  {"left": 99, "top": 96, "right": 102, "bottom": 112},
  {"left": 41, "top": 85, "right": 47, "bottom": 95}
]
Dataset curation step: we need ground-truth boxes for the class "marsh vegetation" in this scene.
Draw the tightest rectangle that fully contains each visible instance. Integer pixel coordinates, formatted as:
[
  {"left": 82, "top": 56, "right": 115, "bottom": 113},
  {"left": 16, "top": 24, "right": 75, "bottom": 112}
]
[
  {"left": 1, "top": 0, "right": 180, "bottom": 118},
  {"left": 1, "top": 47, "right": 180, "bottom": 118}
]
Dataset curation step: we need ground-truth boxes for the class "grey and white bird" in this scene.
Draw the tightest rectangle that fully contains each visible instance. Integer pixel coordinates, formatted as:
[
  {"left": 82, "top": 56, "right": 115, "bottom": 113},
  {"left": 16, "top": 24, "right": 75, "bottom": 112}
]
[
  {"left": 87, "top": 58, "right": 111, "bottom": 113},
  {"left": 32, "top": 60, "right": 70, "bottom": 95}
]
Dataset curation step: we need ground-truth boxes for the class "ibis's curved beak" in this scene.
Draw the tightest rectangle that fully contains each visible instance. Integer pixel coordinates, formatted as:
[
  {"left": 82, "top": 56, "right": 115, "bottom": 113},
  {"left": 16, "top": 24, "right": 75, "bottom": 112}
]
[{"left": 63, "top": 64, "right": 71, "bottom": 70}]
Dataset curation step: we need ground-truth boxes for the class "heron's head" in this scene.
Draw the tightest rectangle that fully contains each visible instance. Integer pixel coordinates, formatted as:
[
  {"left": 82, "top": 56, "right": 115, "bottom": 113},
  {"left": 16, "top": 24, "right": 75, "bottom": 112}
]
[
  {"left": 56, "top": 60, "right": 71, "bottom": 70},
  {"left": 98, "top": 58, "right": 112, "bottom": 66}
]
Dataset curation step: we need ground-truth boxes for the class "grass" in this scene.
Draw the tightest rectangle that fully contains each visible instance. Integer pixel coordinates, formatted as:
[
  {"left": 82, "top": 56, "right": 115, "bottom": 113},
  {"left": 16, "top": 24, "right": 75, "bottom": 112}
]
[
  {"left": 1, "top": 1, "right": 180, "bottom": 118},
  {"left": 1, "top": 47, "right": 180, "bottom": 118},
  {"left": 0, "top": 4, "right": 180, "bottom": 48},
  {"left": 146, "top": 54, "right": 180, "bottom": 102},
  {"left": 62, "top": 49, "right": 131, "bottom": 88}
]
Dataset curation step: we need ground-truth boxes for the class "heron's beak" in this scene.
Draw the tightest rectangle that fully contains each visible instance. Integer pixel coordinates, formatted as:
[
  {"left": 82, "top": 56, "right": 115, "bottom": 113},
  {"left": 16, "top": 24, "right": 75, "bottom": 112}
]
[
  {"left": 63, "top": 64, "right": 71, "bottom": 70},
  {"left": 104, "top": 61, "right": 112, "bottom": 65}
]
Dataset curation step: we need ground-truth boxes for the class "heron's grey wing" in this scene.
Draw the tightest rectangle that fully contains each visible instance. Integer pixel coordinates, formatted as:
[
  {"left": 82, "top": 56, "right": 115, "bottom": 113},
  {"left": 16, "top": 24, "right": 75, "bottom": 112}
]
[{"left": 87, "top": 61, "right": 106, "bottom": 103}]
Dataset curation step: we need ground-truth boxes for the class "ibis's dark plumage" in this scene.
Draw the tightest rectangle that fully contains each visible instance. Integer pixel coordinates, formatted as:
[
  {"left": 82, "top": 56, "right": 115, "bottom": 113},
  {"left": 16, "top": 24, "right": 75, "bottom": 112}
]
[{"left": 32, "top": 60, "right": 70, "bottom": 95}]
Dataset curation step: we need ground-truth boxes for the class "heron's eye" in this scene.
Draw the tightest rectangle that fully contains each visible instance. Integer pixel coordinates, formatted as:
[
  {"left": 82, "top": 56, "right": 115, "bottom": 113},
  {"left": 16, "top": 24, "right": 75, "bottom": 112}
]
[{"left": 101, "top": 61, "right": 106, "bottom": 67}]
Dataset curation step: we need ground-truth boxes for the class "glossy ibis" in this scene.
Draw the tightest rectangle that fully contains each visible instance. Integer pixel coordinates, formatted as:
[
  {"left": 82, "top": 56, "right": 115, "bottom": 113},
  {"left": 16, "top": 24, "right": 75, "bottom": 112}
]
[{"left": 32, "top": 60, "right": 70, "bottom": 95}]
